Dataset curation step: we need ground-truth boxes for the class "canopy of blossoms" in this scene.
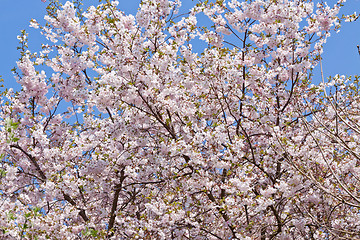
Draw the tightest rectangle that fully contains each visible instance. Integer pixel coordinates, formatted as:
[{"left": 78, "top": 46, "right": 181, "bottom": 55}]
[{"left": 0, "top": 0, "right": 359, "bottom": 239}]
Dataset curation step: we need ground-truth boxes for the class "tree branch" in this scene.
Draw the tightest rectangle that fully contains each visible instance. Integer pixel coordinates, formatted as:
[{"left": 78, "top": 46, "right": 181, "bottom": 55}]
[
  {"left": 108, "top": 168, "right": 127, "bottom": 236},
  {"left": 10, "top": 144, "right": 46, "bottom": 181}
]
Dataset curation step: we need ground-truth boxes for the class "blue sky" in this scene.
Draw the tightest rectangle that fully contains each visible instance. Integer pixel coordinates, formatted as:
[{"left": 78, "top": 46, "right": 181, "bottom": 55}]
[{"left": 0, "top": 0, "right": 360, "bottom": 90}]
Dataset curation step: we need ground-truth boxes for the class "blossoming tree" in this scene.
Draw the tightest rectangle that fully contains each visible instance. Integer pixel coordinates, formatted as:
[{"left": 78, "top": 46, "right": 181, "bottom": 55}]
[{"left": 0, "top": 0, "right": 358, "bottom": 239}]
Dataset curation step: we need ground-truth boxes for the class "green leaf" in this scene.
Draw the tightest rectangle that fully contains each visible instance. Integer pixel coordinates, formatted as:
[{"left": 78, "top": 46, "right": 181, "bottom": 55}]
[{"left": 0, "top": 169, "right": 6, "bottom": 177}]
